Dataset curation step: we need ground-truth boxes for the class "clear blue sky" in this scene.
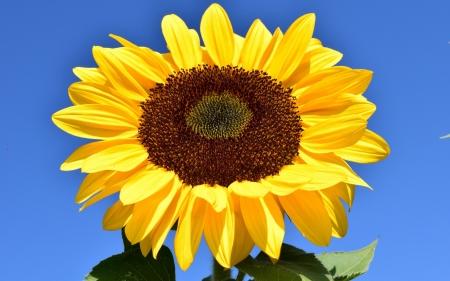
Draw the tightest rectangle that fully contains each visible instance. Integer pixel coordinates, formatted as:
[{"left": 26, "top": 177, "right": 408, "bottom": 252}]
[{"left": 1, "top": 0, "right": 449, "bottom": 280}]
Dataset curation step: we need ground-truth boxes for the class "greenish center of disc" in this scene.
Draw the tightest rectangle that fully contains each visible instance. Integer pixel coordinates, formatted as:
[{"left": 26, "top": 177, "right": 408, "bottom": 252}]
[{"left": 186, "top": 93, "right": 253, "bottom": 139}]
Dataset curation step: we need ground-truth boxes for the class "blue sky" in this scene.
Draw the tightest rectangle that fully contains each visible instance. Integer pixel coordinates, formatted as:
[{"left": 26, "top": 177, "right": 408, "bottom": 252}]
[{"left": 1, "top": 0, "right": 450, "bottom": 280}]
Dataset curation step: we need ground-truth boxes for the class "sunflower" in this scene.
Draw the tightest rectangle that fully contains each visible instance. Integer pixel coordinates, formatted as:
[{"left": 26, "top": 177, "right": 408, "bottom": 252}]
[{"left": 52, "top": 3, "right": 389, "bottom": 270}]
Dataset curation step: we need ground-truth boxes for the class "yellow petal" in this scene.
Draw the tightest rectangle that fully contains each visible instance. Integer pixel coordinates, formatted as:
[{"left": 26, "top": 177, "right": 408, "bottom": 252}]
[
  {"left": 79, "top": 162, "right": 148, "bottom": 211},
  {"left": 125, "top": 176, "right": 181, "bottom": 244},
  {"left": 200, "top": 4, "right": 234, "bottom": 66},
  {"left": 292, "top": 66, "right": 350, "bottom": 98},
  {"left": 120, "top": 168, "right": 175, "bottom": 205},
  {"left": 230, "top": 193, "right": 254, "bottom": 266},
  {"left": 61, "top": 139, "right": 137, "bottom": 171},
  {"left": 260, "top": 167, "right": 311, "bottom": 195},
  {"left": 192, "top": 184, "right": 228, "bottom": 212},
  {"left": 110, "top": 47, "right": 167, "bottom": 86},
  {"left": 324, "top": 182, "right": 355, "bottom": 208},
  {"left": 162, "top": 15, "right": 202, "bottom": 69},
  {"left": 140, "top": 231, "right": 154, "bottom": 257},
  {"left": 204, "top": 190, "right": 234, "bottom": 268},
  {"left": 301, "top": 115, "right": 367, "bottom": 153},
  {"left": 240, "top": 19, "right": 271, "bottom": 70},
  {"left": 298, "top": 148, "right": 369, "bottom": 188},
  {"left": 151, "top": 184, "right": 191, "bottom": 258},
  {"left": 52, "top": 104, "right": 138, "bottom": 140},
  {"left": 306, "top": 38, "right": 322, "bottom": 52},
  {"left": 175, "top": 193, "right": 207, "bottom": 271},
  {"left": 68, "top": 82, "right": 140, "bottom": 118},
  {"left": 232, "top": 34, "right": 245, "bottom": 66},
  {"left": 102, "top": 200, "right": 133, "bottom": 230},
  {"left": 280, "top": 190, "right": 332, "bottom": 246},
  {"left": 82, "top": 144, "right": 148, "bottom": 173},
  {"left": 73, "top": 67, "right": 107, "bottom": 85},
  {"left": 300, "top": 93, "right": 375, "bottom": 127},
  {"left": 268, "top": 14, "right": 315, "bottom": 81},
  {"left": 240, "top": 194, "right": 284, "bottom": 259},
  {"left": 334, "top": 130, "right": 390, "bottom": 163},
  {"left": 162, "top": 52, "right": 179, "bottom": 72},
  {"left": 296, "top": 69, "right": 373, "bottom": 105},
  {"left": 278, "top": 163, "right": 348, "bottom": 191},
  {"left": 258, "top": 28, "right": 283, "bottom": 71},
  {"left": 109, "top": 36, "right": 173, "bottom": 78},
  {"left": 228, "top": 180, "right": 271, "bottom": 198},
  {"left": 75, "top": 170, "right": 115, "bottom": 203},
  {"left": 282, "top": 47, "right": 342, "bottom": 88},
  {"left": 93, "top": 46, "right": 149, "bottom": 101},
  {"left": 201, "top": 46, "right": 215, "bottom": 66},
  {"left": 319, "top": 188, "right": 348, "bottom": 238}
]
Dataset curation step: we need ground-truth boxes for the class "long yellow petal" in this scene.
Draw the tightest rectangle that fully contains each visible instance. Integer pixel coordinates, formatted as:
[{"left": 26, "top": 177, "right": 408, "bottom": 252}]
[
  {"left": 240, "top": 19, "right": 271, "bottom": 70},
  {"left": 232, "top": 34, "right": 244, "bottom": 66},
  {"left": 306, "top": 38, "right": 322, "bottom": 52},
  {"left": 110, "top": 47, "right": 166, "bottom": 86},
  {"left": 82, "top": 144, "right": 148, "bottom": 173},
  {"left": 300, "top": 93, "right": 375, "bottom": 127},
  {"left": 204, "top": 190, "right": 234, "bottom": 268},
  {"left": 298, "top": 148, "right": 369, "bottom": 188},
  {"left": 52, "top": 104, "right": 138, "bottom": 140},
  {"left": 192, "top": 184, "right": 228, "bottom": 212},
  {"left": 301, "top": 115, "right": 367, "bottom": 153},
  {"left": 200, "top": 4, "right": 235, "bottom": 66},
  {"left": 73, "top": 67, "right": 107, "bottom": 85},
  {"left": 162, "top": 15, "right": 202, "bottom": 69},
  {"left": 60, "top": 139, "right": 137, "bottom": 171},
  {"left": 151, "top": 184, "right": 191, "bottom": 258},
  {"left": 102, "top": 200, "right": 133, "bottom": 230},
  {"left": 109, "top": 34, "right": 173, "bottom": 80},
  {"left": 240, "top": 194, "right": 284, "bottom": 259},
  {"left": 68, "top": 82, "right": 140, "bottom": 117},
  {"left": 75, "top": 170, "right": 115, "bottom": 203},
  {"left": 258, "top": 28, "right": 283, "bottom": 71},
  {"left": 230, "top": 193, "right": 254, "bottom": 266},
  {"left": 92, "top": 46, "right": 148, "bottom": 101},
  {"left": 334, "top": 130, "right": 390, "bottom": 163},
  {"left": 320, "top": 188, "right": 348, "bottom": 238},
  {"left": 228, "top": 180, "right": 271, "bottom": 198},
  {"left": 292, "top": 66, "right": 350, "bottom": 98},
  {"left": 140, "top": 231, "right": 154, "bottom": 257},
  {"left": 125, "top": 176, "right": 181, "bottom": 244},
  {"left": 277, "top": 163, "right": 348, "bottom": 191},
  {"left": 175, "top": 193, "right": 207, "bottom": 271},
  {"left": 296, "top": 69, "right": 373, "bottom": 105},
  {"left": 282, "top": 47, "right": 342, "bottom": 88},
  {"left": 120, "top": 168, "right": 175, "bottom": 204},
  {"left": 268, "top": 14, "right": 315, "bottom": 81},
  {"left": 280, "top": 190, "right": 332, "bottom": 246}
]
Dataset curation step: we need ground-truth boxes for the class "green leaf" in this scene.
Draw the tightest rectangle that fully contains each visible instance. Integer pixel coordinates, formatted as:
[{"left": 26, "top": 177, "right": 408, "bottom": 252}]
[
  {"left": 84, "top": 246, "right": 176, "bottom": 281},
  {"left": 235, "top": 243, "right": 332, "bottom": 281},
  {"left": 202, "top": 276, "right": 211, "bottom": 281},
  {"left": 316, "top": 239, "right": 378, "bottom": 281},
  {"left": 440, "top": 133, "right": 450, "bottom": 139}
]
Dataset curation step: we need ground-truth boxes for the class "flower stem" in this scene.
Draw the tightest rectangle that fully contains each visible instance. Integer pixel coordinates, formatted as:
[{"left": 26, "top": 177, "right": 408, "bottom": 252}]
[{"left": 212, "top": 257, "right": 230, "bottom": 281}]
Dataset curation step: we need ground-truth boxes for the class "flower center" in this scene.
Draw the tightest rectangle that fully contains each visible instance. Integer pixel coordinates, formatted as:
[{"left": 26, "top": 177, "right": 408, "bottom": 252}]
[
  {"left": 139, "top": 65, "right": 302, "bottom": 187},
  {"left": 185, "top": 92, "right": 253, "bottom": 139}
]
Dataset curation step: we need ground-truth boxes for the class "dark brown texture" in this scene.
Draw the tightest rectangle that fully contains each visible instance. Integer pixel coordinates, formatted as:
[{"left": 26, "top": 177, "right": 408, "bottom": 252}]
[{"left": 139, "top": 65, "right": 302, "bottom": 186}]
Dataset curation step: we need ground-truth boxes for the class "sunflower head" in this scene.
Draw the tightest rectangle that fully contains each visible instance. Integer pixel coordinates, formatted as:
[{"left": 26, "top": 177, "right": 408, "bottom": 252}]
[{"left": 52, "top": 3, "right": 389, "bottom": 271}]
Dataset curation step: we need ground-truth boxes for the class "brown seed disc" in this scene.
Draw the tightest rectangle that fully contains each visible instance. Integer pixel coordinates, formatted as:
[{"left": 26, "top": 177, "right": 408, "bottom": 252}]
[{"left": 138, "top": 65, "right": 302, "bottom": 187}]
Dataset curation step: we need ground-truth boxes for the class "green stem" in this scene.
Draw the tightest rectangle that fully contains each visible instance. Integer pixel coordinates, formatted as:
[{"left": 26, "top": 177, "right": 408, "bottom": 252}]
[
  {"left": 212, "top": 257, "right": 230, "bottom": 281},
  {"left": 236, "top": 271, "right": 246, "bottom": 281}
]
